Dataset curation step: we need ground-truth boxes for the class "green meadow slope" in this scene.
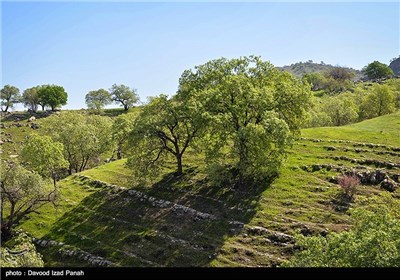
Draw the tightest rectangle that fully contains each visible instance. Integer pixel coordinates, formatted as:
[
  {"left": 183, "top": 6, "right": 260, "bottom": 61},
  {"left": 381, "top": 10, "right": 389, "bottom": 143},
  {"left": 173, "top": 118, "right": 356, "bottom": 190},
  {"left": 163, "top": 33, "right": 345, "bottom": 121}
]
[{"left": 17, "top": 111, "right": 400, "bottom": 267}]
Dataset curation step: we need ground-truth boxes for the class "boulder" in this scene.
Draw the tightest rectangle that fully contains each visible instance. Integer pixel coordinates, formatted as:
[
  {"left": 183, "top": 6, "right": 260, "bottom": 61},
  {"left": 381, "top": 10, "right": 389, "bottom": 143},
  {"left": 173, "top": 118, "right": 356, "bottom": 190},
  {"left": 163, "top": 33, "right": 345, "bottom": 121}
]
[
  {"left": 30, "top": 123, "right": 39, "bottom": 129},
  {"left": 27, "top": 116, "right": 36, "bottom": 122},
  {"left": 381, "top": 178, "right": 398, "bottom": 192}
]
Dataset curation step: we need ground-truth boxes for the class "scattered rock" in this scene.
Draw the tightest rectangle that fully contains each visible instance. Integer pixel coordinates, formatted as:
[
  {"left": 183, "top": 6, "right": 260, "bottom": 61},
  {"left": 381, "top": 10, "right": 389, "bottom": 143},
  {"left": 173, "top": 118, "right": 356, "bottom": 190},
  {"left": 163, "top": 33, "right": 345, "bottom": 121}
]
[
  {"left": 381, "top": 178, "right": 398, "bottom": 192},
  {"left": 30, "top": 123, "right": 39, "bottom": 129}
]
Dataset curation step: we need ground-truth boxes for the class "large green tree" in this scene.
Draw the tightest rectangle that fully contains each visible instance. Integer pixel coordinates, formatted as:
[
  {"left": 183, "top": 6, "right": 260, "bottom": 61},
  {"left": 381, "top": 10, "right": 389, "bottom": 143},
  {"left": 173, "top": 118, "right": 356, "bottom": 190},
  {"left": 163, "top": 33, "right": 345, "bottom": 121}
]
[
  {"left": 178, "top": 56, "right": 312, "bottom": 186},
  {"left": 360, "top": 84, "right": 395, "bottom": 119},
  {"left": 85, "top": 89, "right": 112, "bottom": 112},
  {"left": 37, "top": 85, "right": 68, "bottom": 111},
  {"left": 127, "top": 94, "right": 204, "bottom": 177},
  {"left": 22, "top": 86, "right": 42, "bottom": 113},
  {"left": 323, "top": 95, "right": 359, "bottom": 126},
  {"left": 363, "top": 61, "right": 394, "bottom": 80},
  {"left": 21, "top": 134, "right": 68, "bottom": 187},
  {"left": 110, "top": 84, "right": 139, "bottom": 111},
  {"left": 42, "top": 111, "right": 113, "bottom": 174},
  {"left": 0, "top": 162, "right": 57, "bottom": 241},
  {"left": 1, "top": 85, "right": 21, "bottom": 112}
]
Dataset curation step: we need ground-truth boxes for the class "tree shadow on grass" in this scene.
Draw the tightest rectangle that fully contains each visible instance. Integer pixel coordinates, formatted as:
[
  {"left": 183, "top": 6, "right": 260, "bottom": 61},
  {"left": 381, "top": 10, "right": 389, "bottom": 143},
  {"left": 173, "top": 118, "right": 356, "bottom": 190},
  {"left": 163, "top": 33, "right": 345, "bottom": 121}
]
[{"left": 39, "top": 168, "right": 275, "bottom": 267}]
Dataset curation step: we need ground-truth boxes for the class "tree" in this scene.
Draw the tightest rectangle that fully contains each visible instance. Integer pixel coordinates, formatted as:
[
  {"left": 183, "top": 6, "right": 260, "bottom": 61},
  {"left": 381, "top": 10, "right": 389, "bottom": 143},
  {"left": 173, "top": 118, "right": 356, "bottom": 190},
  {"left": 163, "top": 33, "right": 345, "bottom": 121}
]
[
  {"left": 1, "top": 85, "right": 21, "bottom": 112},
  {"left": 85, "top": 89, "right": 112, "bottom": 112},
  {"left": 360, "top": 84, "right": 395, "bottom": 119},
  {"left": 0, "top": 232, "right": 44, "bottom": 267},
  {"left": 0, "top": 162, "right": 57, "bottom": 241},
  {"left": 385, "top": 78, "right": 400, "bottom": 109},
  {"left": 22, "top": 86, "right": 41, "bottom": 112},
  {"left": 110, "top": 84, "right": 139, "bottom": 111},
  {"left": 112, "top": 112, "right": 137, "bottom": 159},
  {"left": 326, "top": 67, "right": 355, "bottom": 82},
  {"left": 363, "top": 61, "right": 394, "bottom": 80},
  {"left": 178, "top": 56, "right": 312, "bottom": 186},
  {"left": 37, "top": 85, "right": 68, "bottom": 111},
  {"left": 283, "top": 194, "right": 400, "bottom": 267},
  {"left": 21, "top": 134, "right": 68, "bottom": 187},
  {"left": 323, "top": 95, "right": 358, "bottom": 126},
  {"left": 127, "top": 94, "right": 204, "bottom": 177},
  {"left": 42, "top": 111, "right": 113, "bottom": 174},
  {"left": 303, "top": 73, "right": 327, "bottom": 91}
]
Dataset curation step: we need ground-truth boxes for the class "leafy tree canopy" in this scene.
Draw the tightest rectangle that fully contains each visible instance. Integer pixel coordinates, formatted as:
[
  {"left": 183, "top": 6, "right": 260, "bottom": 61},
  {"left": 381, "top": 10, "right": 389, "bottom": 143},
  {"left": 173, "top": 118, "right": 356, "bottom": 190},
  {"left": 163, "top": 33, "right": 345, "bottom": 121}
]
[
  {"left": 85, "top": 89, "right": 112, "bottom": 112},
  {"left": 178, "top": 56, "right": 312, "bottom": 186},
  {"left": 110, "top": 84, "right": 139, "bottom": 111},
  {"left": 37, "top": 84, "right": 68, "bottom": 111},
  {"left": 363, "top": 61, "right": 394, "bottom": 80},
  {"left": 1, "top": 85, "right": 21, "bottom": 112}
]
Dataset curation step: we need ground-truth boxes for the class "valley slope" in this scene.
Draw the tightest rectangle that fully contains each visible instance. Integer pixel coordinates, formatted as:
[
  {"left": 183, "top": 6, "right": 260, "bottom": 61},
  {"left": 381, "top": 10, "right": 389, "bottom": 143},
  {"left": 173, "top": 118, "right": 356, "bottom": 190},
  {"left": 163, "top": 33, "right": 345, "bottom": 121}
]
[{"left": 17, "top": 111, "right": 400, "bottom": 267}]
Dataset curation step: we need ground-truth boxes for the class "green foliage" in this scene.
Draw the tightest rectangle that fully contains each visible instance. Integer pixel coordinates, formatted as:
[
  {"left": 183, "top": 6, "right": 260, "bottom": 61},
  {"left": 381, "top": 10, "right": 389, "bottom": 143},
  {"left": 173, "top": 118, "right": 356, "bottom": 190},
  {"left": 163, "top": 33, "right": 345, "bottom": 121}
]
[
  {"left": 303, "top": 73, "right": 327, "bottom": 91},
  {"left": 360, "top": 84, "right": 395, "bottom": 119},
  {"left": 112, "top": 111, "right": 138, "bottom": 159},
  {"left": 110, "top": 84, "right": 140, "bottom": 111},
  {"left": 21, "top": 134, "right": 68, "bottom": 186},
  {"left": 85, "top": 89, "right": 112, "bottom": 112},
  {"left": 323, "top": 94, "right": 358, "bottom": 126},
  {"left": 37, "top": 85, "right": 68, "bottom": 111},
  {"left": 1, "top": 85, "right": 21, "bottom": 112},
  {"left": 0, "top": 162, "right": 56, "bottom": 240},
  {"left": 363, "top": 61, "right": 394, "bottom": 80},
  {"left": 385, "top": 78, "right": 400, "bottom": 109},
  {"left": 22, "top": 86, "right": 41, "bottom": 112},
  {"left": 283, "top": 194, "right": 400, "bottom": 267},
  {"left": 41, "top": 111, "right": 113, "bottom": 173},
  {"left": 127, "top": 94, "right": 204, "bottom": 177},
  {"left": 0, "top": 232, "right": 44, "bottom": 267},
  {"left": 179, "top": 56, "right": 311, "bottom": 185}
]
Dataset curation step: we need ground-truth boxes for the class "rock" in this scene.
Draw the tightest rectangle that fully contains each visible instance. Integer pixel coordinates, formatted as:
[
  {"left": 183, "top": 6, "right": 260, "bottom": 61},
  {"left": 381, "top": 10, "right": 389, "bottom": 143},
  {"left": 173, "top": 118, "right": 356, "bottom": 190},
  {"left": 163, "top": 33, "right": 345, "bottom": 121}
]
[
  {"left": 325, "top": 146, "right": 336, "bottom": 151},
  {"left": 30, "top": 123, "right": 39, "bottom": 129},
  {"left": 0, "top": 140, "right": 4, "bottom": 145},
  {"left": 15, "top": 123, "right": 22, "bottom": 127},
  {"left": 0, "top": 123, "right": 6, "bottom": 129},
  {"left": 381, "top": 178, "right": 398, "bottom": 192},
  {"left": 27, "top": 116, "right": 36, "bottom": 122}
]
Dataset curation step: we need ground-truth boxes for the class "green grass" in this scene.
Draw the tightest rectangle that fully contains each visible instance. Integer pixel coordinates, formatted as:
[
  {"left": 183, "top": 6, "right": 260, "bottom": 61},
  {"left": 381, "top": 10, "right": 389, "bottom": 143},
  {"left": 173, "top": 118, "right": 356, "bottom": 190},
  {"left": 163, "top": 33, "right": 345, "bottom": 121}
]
[
  {"left": 10, "top": 111, "right": 400, "bottom": 267},
  {"left": 302, "top": 110, "right": 400, "bottom": 146}
]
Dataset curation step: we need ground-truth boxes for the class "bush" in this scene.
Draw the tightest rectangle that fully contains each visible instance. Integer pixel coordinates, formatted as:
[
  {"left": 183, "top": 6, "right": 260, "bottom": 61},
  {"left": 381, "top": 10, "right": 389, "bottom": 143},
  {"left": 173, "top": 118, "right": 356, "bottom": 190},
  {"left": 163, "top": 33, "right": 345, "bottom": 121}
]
[
  {"left": 0, "top": 232, "right": 44, "bottom": 267},
  {"left": 338, "top": 174, "right": 360, "bottom": 200},
  {"left": 283, "top": 194, "right": 400, "bottom": 267}
]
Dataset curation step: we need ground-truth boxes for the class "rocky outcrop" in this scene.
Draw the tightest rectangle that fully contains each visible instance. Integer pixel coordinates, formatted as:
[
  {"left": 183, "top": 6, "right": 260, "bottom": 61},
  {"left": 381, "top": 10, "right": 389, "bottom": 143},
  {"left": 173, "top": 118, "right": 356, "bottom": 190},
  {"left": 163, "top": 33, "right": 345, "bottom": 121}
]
[
  {"left": 33, "top": 238, "right": 114, "bottom": 267},
  {"left": 389, "top": 56, "right": 400, "bottom": 75},
  {"left": 245, "top": 226, "right": 294, "bottom": 244}
]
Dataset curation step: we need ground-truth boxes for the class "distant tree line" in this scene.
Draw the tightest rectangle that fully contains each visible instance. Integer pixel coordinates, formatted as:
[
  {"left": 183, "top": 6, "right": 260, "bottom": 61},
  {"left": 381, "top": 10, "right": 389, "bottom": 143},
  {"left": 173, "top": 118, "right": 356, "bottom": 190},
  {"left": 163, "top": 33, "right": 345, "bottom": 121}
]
[
  {"left": 0, "top": 84, "right": 68, "bottom": 112},
  {"left": 304, "top": 60, "right": 398, "bottom": 128}
]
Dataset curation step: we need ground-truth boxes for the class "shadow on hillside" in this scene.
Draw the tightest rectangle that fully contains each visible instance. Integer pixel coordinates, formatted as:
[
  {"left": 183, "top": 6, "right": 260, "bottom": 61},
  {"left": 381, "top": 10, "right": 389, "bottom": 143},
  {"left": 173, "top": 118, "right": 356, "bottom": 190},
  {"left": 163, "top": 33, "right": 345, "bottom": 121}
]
[{"left": 40, "top": 169, "right": 274, "bottom": 267}]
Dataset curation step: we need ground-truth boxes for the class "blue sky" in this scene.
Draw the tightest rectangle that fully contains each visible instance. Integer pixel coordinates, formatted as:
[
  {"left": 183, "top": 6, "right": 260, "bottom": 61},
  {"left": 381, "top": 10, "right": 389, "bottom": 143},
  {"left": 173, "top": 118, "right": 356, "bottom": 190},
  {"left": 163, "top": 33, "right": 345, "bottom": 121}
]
[{"left": 2, "top": 1, "right": 399, "bottom": 110}]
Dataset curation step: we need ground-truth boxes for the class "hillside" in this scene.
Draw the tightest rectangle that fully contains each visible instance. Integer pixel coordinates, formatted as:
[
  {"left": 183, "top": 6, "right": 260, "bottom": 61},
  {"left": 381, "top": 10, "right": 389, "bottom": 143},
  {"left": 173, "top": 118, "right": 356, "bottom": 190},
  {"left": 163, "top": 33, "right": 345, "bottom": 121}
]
[
  {"left": 16, "top": 111, "right": 400, "bottom": 267},
  {"left": 279, "top": 61, "right": 363, "bottom": 80},
  {"left": 390, "top": 56, "right": 400, "bottom": 75}
]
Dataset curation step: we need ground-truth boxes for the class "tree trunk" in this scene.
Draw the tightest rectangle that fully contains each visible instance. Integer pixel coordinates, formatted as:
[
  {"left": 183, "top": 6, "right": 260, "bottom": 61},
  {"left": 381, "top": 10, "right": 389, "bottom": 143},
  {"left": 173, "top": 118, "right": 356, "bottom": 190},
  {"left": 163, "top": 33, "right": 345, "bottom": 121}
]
[
  {"left": 1, "top": 222, "right": 12, "bottom": 241},
  {"left": 41, "top": 104, "right": 45, "bottom": 111},
  {"left": 117, "top": 145, "right": 122, "bottom": 159},
  {"left": 176, "top": 154, "right": 183, "bottom": 176},
  {"left": 124, "top": 104, "right": 129, "bottom": 111}
]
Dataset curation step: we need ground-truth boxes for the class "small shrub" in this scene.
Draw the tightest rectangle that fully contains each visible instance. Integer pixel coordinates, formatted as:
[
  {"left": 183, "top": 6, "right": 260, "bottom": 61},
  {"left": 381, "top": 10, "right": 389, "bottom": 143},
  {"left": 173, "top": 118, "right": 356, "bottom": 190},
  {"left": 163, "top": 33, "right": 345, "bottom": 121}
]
[{"left": 338, "top": 174, "right": 360, "bottom": 200}]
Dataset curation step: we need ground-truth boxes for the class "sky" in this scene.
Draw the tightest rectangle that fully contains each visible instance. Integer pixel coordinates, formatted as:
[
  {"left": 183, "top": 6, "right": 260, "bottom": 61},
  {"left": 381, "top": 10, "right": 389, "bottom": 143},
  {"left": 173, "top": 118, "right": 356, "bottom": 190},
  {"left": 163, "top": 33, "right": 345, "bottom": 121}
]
[{"left": 2, "top": 1, "right": 399, "bottom": 110}]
